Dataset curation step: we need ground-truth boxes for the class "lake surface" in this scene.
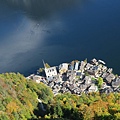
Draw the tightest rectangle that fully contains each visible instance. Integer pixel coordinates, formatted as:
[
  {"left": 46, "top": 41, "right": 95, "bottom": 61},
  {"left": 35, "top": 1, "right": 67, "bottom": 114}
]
[{"left": 0, "top": 0, "right": 120, "bottom": 76}]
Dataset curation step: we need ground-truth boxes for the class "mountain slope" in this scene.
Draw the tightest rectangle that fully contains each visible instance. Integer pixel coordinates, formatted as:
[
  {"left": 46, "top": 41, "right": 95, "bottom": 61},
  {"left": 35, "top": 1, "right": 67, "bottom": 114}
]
[{"left": 0, "top": 73, "right": 53, "bottom": 120}]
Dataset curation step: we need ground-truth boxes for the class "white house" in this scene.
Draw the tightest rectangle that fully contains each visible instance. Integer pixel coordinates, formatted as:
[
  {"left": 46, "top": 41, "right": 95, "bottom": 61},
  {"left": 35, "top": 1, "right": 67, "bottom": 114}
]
[
  {"left": 45, "top": 66, "right": 58, "bottom": 79},
  {"left": 59, "top": 63, "right": 69, "bottom": 74},
  {"left": 74, "top": 61, "right": 80, "bottom": 70}
]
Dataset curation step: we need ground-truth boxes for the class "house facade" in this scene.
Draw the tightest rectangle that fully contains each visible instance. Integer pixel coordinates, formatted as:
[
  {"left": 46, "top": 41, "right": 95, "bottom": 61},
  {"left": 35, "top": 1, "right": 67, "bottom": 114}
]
[{"left": 45, "top": 67, "right": 58, "bottom": 79}]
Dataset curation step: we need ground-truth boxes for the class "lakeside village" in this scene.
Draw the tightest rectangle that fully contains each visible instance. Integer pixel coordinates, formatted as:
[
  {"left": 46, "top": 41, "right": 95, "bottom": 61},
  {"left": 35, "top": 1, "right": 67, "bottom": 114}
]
[{"left": 26, "top": 58, "right": 120, "bottom": 96}]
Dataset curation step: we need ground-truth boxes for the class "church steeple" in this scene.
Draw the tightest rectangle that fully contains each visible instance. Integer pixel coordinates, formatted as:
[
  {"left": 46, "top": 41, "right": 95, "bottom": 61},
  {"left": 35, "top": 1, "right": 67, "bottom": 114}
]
[{"left": 42, "top": 60, "right": 46, "bottom": 68}]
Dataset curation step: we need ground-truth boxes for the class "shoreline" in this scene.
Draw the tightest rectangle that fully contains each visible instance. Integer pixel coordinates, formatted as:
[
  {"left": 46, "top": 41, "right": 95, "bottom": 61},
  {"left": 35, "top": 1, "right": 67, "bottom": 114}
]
[{"left": 27, "top": 58, "right": 120, "bottom": 95}]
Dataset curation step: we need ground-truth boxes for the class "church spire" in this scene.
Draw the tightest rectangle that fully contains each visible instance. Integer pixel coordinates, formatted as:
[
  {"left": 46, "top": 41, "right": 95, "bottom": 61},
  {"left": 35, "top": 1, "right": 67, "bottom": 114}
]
[{"left": 42, "top": 59, "right": 46, "bottom": 68}]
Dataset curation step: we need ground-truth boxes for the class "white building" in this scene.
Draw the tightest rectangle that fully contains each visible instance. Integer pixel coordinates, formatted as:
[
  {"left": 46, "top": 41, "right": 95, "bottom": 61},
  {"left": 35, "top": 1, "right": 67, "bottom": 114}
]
[
  {"left": 74, "top": 62, "right": 80, "bottom": 70},
  {"left": 26, "top": 74, "right": 46, "bottom": 83},
  {"left": 45, "top": 66, "right": 58, "bottom": 79},
  {"left": 59, "top": 63, "right": 69, "bottom": 74},
  {"left": 88, "top": 84, "right": 98, "bottom": 92}
]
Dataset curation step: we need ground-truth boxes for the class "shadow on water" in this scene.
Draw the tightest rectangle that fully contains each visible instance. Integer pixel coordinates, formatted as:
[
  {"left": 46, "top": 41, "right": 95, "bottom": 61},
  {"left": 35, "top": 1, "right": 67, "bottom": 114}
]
[
  {"left": 0, "top": 0, "right": 81, "bottom": 21},
  {"left": 0, "top": 0, "right": 84, "bottom": 76}
]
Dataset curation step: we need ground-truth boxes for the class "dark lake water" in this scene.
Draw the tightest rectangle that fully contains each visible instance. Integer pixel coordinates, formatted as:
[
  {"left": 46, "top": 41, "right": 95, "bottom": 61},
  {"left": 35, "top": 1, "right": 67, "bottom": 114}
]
[{"left": 0, "top": 0, "right": 120, "bottom": 76}]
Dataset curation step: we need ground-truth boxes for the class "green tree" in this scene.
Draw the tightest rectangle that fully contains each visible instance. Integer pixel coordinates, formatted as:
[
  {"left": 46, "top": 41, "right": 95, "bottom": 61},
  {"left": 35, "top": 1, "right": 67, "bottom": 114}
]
[
  {"left": 97, "top": 77, "right": 103, "bottom": 88},
  {"left": 53, "top": 102, "right": 63, "bottom": 118},
  {"left": 45, "top": 63, "right": 50, "bottom": 68}
]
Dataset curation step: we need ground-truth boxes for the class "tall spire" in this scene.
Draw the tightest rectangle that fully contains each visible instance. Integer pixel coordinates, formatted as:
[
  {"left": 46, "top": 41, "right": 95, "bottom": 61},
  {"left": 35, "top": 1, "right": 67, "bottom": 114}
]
[{"left": 42, "top": 59, "right": 46, "bottom": 68}]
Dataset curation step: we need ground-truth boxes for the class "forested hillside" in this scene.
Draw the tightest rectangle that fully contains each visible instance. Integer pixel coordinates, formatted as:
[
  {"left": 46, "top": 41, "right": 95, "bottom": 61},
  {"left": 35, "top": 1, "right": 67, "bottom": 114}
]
[
  {"left": 0, "top": 73, "right": 120, "bottom": 120},
  {"left": 0, "top": 73, "right": 53, "bottom": 120},
  {"left": 47, "top": 92, "right": 120, "bottom": 120}
]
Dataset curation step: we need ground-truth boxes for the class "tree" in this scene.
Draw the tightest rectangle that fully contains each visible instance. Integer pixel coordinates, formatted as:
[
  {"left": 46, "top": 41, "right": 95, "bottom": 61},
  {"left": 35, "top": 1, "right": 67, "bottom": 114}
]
[
  {"left": 97, "top": 77, "right": 103, "bottom": 88},
  {"left": 45, "top": 63, "right": 50, "bottom": 68},
  {"left": 53, "top": 102, "right": 63, "bottom": 118}
]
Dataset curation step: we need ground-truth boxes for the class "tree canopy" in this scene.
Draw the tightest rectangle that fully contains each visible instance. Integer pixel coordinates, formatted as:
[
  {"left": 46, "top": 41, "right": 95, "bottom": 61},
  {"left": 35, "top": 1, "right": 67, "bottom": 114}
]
[
  {"left": 0, "top": 73, "right": 53, "bottom": 119},
  {"left": 0, "top": 73, "right": 119, "bottom": 120}
]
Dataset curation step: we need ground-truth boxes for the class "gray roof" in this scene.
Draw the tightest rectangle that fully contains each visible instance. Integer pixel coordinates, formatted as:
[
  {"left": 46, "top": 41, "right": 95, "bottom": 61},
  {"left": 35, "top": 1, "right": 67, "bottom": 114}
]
[
  {"left": 106, "top": 73, "right": 115, "bottom": 83},
  {"left": 79, "top": 84, "right": 87, "bottom": 91},
  {"left": 84, "top": 76, "right": 92, "bottom": 85},
  {"left": 112, "top": 77, "right": 120, "bottom": 88},
  {"left": 100, "top": 87, "right": 113, "bottom": 94},
  {"left": 88, "top": 84, "right": 98, "bottom": 92}
]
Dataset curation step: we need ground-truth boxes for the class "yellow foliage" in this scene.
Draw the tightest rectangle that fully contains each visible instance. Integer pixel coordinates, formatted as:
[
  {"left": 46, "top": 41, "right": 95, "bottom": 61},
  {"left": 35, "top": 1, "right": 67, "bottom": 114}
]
[
  {"left": 112, "top": 108, "right": 117, "bottom": 112},
  {"left": 60, "top": 101, "right": 64, "bottom": 105},
  {"left": 116, "top": 100, "right": 120, "bottom": 104},
  {"left": 72, "top": 102, "right": 76, "bottom": 108},
  {"left": 27, "top": 101, "right": 33, "bottom": 112},
  {"left": 90, "top": 100, "right": 108, "bottom": 116},
  {"left": 78, "top": 104, "right": 88, "bottom": 114},
  {"left": 6, "top": 101, "right": 19, "bottom": 114},
  {"left": 63, "top": 97, "right": 66, "bottom": 102},
  {"left": 0, "top": 111, "right": 5, "bottom": 115},
  {"left": 114, "top": 113, "right": 120, "bottom": 120},
  {"left": 83, "top": 107, "right": 94, "bottom": 120},
  {"left": 107, "top": 93, "right": 115, "bottom": 103},
  {"left": 44, "top": 114, "right": 51, "bottom": 119}
]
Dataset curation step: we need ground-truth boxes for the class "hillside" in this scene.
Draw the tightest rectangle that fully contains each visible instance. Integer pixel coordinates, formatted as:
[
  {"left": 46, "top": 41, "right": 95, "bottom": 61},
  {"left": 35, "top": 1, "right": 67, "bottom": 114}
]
[
  {"left": 47, "top": 92, "right": 120, "bottom": 120},
  {"left": 0, "top": 73, "right": 53, "bottom": 120},
  {"left": 0, "top": 73, "right": 120, "bottom": 120}
]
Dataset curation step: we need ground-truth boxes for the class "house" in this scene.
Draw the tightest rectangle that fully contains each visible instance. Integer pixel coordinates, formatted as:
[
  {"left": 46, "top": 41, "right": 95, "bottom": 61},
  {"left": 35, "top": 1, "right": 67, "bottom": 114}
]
[
  {"left": 45, "top": 66, "right": 58, "bottom": 80},
  {"left": 87, "top": 69, "right": 95, "bottom": 75},
  {"left": 102, "top": 66, "right": 107, "bottom": 72},
  {"left": 69, "top": 61, "right": 75, "bottom": 70},
  {"left": 49, "top": 82, "right": 54, "bottom": 88},
  {"left": 84, "top": 76, "right": 92, "bottom": 86},
  {"left": 67, "top": 70, "right": 76, "bottom": 81},
  {"left": 101, "top": 72, "right": 109, "bottom": 79},
  {"left": 74, "top": 61, "right": 80, "bottom": 70},
  {"left": 88, "top": 84, "right": 98, "bottom": 92},
  {"left": 85, "top": 63, "right": 93, "bottom": 70},
  {"left": 76, "top": 71, "right": 84, "bottom": 79},
  {"left": 59, "top": 63, "right": 69, "bottom": 74},
  {"left": 79, "top": 84, "right": 87, "bottom": 92},
  {"left": 33, "top": 75, "right": 44, "bottom": 83},
  {"left": 100, "top": 87, "right": 113, "bottom": 94},
  {"left": 101, "top": 82, "right": 109, "bottom": 89},
  {"left": 111, "top": 77, "right": 120, "bottom": 88},
  {"left": 107, "top": 68, "right": 113, "bottom": 73},
  {"left": 80, "top": 61, "right": 86, "bottom": 71},
  {"left": 26, "top": 74, "right": 46, "bottom": 84},
  {"left": 105, "top": 73, "right": 115, "bottom": 83},
  {"left": 91, "top": 58, "right": 98, "bottom": 65}
]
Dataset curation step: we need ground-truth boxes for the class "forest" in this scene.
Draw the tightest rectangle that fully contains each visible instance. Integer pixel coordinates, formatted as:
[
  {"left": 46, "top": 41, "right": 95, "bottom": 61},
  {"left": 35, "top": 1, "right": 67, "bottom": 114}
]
[{"left": 0, "top": 73, "right": 120, "bottom": 120}]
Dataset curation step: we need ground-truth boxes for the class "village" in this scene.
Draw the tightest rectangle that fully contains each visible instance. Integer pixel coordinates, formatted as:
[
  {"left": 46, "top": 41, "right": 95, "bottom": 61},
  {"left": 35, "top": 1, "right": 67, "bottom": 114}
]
[{"left": 26, "top": 58, "right": 120, "bottom": 95}]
